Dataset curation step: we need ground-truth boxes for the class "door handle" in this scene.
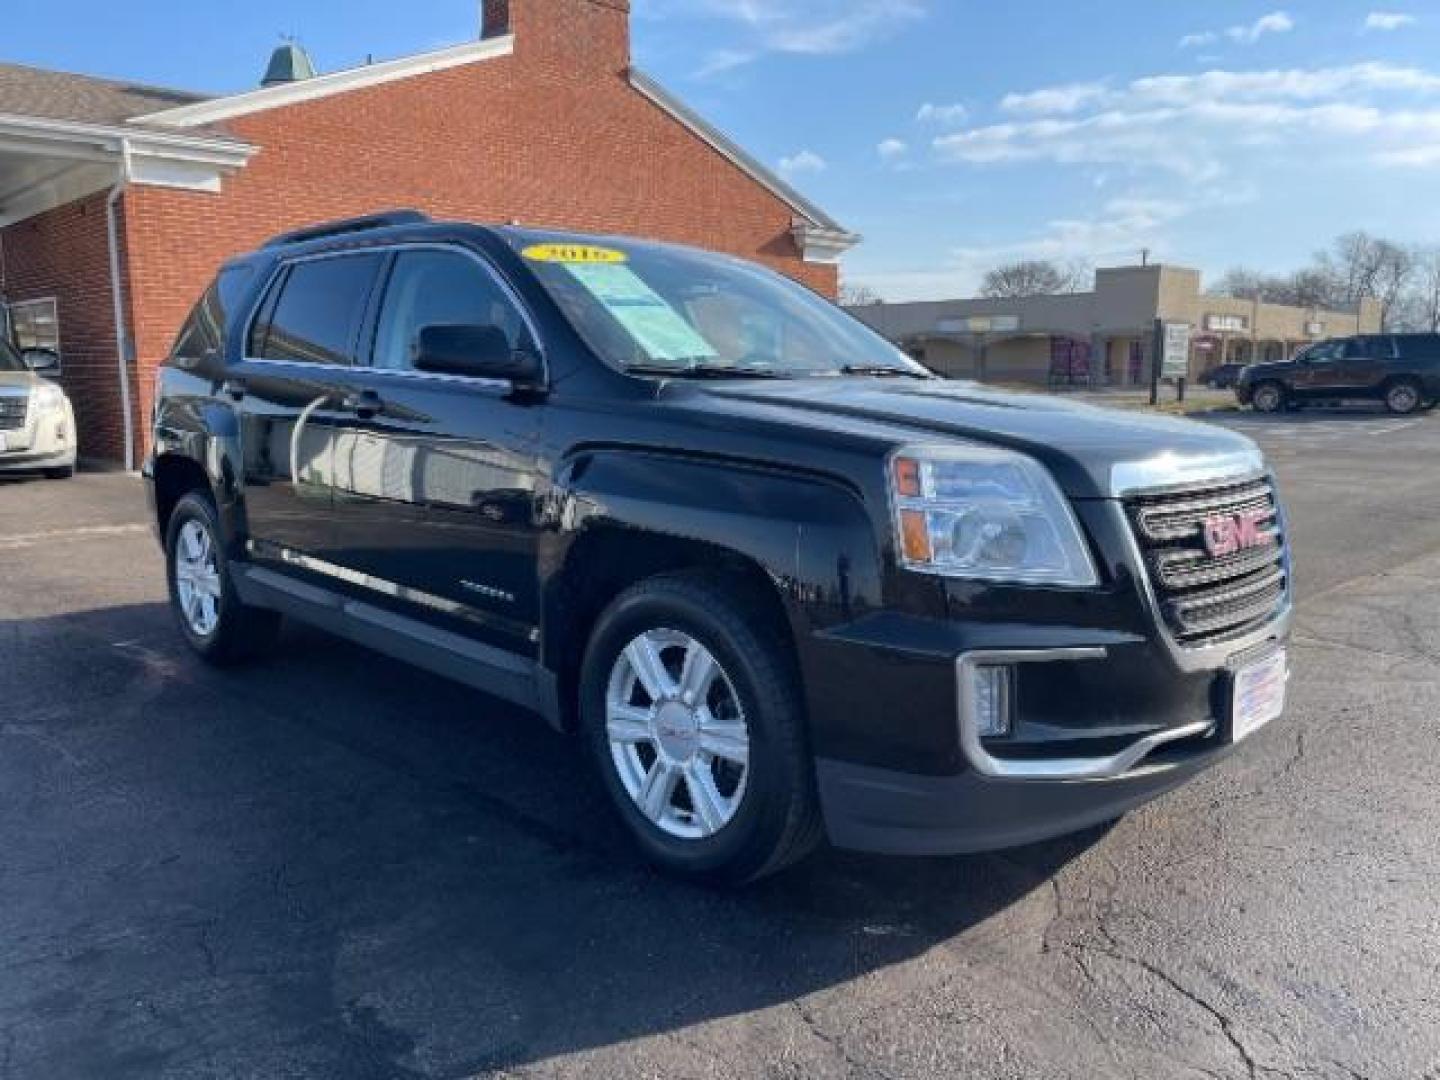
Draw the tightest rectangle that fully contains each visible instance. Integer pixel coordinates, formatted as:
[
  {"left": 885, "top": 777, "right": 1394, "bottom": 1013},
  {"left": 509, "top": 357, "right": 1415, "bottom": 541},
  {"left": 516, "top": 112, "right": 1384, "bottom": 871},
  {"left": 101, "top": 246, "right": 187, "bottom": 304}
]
[
  {"left": 221, "top": 378, "right": 247, "bottom": 402},
  {"left": 342, "top": 389, "right": 383, "bottom": 418}
]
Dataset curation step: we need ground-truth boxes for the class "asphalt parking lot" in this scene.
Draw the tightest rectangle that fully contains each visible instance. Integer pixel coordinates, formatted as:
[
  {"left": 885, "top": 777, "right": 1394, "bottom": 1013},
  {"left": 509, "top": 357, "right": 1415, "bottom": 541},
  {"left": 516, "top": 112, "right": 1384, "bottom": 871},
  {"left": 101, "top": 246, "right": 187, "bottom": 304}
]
[{"left": 3, "top": 407, "right": 1439, "bottom": 1080}]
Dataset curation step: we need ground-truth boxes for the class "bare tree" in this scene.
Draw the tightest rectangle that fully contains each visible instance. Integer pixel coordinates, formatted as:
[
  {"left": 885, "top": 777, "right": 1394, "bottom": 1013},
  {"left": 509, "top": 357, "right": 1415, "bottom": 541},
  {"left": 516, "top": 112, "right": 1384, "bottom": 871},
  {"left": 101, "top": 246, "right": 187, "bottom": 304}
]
[
  {"left": 1406, "top": 248, "right": 1440, "bottom": 331},
  {"left": 1057, "top": 257, "right": 1093, "bottom": 293},
  {"left": 839, "top": 281, "right": 884, "bottom": 307},
  {"left": 980, "top": 259, "right": 1077, "bottom": 298},
  {"left": 1371, "top": 240, "right": 1415, "bottom": 329}
]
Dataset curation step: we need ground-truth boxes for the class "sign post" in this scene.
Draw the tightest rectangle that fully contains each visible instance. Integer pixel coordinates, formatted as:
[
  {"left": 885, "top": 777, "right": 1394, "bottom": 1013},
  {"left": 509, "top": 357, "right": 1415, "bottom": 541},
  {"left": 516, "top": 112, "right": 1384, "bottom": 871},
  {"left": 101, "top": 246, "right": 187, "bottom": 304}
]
[{"left": 1162, "top": 321, "right": 1192, "bottom": 403}]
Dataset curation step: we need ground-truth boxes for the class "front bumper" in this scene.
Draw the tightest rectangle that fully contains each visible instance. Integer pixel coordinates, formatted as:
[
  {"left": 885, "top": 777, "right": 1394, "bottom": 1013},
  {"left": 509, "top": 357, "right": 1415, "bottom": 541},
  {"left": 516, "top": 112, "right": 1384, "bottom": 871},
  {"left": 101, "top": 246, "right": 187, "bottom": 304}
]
[
  {"left": 807, "top": 611, "right": 1289, "bottom": 856},
  {"left": 817, "top": 739, "right": 1234, "bottom": 855},
  {"left": 0, "top": 443, "right": 76, "bottom": 472},
  {"left": 0, "top": 398, "right": 77, "bottom": 473}
]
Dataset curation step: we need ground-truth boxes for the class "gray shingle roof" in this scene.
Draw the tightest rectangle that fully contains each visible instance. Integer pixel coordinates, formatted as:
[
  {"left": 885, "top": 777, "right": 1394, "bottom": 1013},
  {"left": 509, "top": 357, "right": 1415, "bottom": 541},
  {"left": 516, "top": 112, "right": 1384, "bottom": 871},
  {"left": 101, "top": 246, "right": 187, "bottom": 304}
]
[{"left": 0, "top": 62, "right": 209, "bottom": 127}]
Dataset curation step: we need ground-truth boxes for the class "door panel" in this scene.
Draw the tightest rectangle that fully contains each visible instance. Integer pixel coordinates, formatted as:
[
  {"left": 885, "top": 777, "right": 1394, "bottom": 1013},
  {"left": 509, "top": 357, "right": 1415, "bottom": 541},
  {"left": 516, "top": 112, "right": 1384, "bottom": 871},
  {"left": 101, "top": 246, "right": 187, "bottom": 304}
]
[
  {"left": 323, "top": 247, "right": 545, "bottom": 656},
  {"left": 237, "top": 252, "right": 385, "bottom": 563}
]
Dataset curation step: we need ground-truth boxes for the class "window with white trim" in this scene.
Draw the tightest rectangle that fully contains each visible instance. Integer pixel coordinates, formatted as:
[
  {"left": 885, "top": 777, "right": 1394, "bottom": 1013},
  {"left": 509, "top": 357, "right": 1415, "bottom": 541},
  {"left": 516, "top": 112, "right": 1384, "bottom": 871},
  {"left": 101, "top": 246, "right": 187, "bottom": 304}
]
[{"left": 8, "top": 299, "right": 60, "bottom": 370}]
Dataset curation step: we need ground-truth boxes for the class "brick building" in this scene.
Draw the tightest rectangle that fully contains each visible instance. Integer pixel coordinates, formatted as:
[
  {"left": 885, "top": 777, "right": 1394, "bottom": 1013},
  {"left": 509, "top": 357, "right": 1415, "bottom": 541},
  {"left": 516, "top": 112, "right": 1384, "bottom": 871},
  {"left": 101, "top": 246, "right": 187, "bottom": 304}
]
[{"left": 0, "top": 0, "right": 857, "bottom": 466}]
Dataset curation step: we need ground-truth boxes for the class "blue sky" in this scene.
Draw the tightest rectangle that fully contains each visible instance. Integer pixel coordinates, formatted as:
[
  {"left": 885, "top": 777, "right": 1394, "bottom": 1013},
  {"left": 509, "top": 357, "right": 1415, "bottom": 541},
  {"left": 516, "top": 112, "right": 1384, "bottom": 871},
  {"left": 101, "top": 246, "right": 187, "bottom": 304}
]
[{"left": 6, "top": 1, "right": 1440, "bottom": 299}]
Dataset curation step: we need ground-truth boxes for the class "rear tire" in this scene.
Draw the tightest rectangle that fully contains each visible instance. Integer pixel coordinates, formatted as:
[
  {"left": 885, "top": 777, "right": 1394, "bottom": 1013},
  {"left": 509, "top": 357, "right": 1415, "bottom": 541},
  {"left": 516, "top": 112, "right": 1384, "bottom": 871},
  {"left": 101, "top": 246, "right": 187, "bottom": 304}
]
[
  {"left": 43, "top": 466, "right": 73, "bottom": 480},
  {"left": 1251, "top": 381, "right": 1285, "bottom": 414},
  {"left": 580, "top": 572, "right": 822, "bottom": 885},
  {"left": 1384, "top": 379, "right": 1422, "bottom": 415},
  {"left": 165, "top": 491, "right": 280, "bottom": 665}
]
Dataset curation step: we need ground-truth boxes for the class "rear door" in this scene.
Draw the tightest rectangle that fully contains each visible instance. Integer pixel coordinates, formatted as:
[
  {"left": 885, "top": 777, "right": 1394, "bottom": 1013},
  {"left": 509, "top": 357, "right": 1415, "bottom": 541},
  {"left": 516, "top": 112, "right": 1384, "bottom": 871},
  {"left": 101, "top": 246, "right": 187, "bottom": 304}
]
[
  {"left": 323, "top": 245, "right": 546, "bottom": 657},
  {"left": 234, "top": 251, "right": 385, "bottom": 565},
  {"left": 1339, "top": 335, "right": 1395, "bottom": 392}
]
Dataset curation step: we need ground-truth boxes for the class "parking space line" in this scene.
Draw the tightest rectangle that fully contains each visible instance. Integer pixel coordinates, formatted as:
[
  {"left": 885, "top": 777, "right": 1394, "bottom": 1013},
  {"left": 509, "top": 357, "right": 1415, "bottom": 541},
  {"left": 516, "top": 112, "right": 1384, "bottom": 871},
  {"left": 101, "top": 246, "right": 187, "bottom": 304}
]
[{"left": 0, "top": 523, "right": 148, "bottom": 550}]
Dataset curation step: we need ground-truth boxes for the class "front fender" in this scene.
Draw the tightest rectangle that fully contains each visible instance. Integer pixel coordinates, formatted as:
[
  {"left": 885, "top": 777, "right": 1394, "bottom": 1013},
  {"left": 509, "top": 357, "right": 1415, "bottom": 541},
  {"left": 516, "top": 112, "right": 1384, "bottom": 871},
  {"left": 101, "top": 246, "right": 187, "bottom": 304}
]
[{"left": 552, "top": 449, "right": 884, "bottom": 628}]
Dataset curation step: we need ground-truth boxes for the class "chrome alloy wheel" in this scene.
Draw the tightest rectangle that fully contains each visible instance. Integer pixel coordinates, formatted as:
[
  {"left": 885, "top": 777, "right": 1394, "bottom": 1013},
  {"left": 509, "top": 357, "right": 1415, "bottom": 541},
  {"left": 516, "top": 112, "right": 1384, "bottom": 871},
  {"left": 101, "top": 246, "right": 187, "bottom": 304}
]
[
  {"left": 1388, "top": 383, "right": 1420, "bottom": 413},
  {"left": 1253, "top": 383, "right": 1282, "bottom": 412},
  {"left": 174, "top": 519, "right": 222, "bottom": 638},
  {"left": 605, "top": 628, "right": 751, "bottom": 840}
]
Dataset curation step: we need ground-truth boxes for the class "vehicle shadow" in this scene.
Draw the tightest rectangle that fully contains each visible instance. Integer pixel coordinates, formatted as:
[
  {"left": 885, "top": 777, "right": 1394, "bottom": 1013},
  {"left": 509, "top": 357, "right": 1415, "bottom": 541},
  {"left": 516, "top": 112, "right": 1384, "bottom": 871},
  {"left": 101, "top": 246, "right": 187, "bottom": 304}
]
[{"left": 0, "top": 601, "right": 1105, "bottom": 1078}]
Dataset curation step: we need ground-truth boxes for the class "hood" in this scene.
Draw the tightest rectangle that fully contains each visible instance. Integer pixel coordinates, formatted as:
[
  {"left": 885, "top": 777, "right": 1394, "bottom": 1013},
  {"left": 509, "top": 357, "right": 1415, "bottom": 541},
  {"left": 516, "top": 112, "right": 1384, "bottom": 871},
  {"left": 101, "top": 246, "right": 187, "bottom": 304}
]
[{"left": 688, "top": 378, "right": 1263, "bottom": 499}]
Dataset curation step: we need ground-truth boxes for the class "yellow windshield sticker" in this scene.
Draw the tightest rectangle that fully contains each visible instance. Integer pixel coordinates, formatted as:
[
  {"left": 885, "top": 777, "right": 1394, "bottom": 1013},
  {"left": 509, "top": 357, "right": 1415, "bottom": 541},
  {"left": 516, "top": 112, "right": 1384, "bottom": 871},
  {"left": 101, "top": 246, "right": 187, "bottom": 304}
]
[{"left": 522, "top": 243, "right": 628, "bottom": 265}]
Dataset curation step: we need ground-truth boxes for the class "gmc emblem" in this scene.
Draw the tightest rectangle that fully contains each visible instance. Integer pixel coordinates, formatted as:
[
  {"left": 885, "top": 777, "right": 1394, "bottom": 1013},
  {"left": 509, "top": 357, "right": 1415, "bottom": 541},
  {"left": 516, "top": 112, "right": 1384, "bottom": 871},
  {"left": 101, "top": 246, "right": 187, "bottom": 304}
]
[{"left": 1203, "top": 509, "right": 1274, "bottom": 558}]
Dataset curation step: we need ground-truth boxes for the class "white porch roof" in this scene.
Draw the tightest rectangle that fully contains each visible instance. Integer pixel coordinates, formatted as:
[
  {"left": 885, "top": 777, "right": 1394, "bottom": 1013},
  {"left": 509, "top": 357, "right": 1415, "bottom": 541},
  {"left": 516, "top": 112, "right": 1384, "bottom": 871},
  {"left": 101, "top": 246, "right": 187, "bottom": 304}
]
[{"left": 0, "top": 112, "right": 253, "bottom": 226}]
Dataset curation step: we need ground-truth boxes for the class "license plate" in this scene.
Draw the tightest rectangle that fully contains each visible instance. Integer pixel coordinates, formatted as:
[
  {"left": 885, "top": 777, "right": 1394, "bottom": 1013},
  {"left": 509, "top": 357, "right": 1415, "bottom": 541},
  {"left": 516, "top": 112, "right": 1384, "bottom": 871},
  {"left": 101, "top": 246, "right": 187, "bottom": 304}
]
[{"left": 1231, "top": 649, "right": 1287, "bottom": 742}]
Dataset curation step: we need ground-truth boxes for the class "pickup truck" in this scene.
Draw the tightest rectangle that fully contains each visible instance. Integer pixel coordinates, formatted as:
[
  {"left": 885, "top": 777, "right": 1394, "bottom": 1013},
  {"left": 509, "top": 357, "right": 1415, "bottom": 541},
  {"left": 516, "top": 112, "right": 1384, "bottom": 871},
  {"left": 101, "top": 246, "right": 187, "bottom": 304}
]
[{"left": 145, "top": 212, "right": 1292, "bottom": 883}]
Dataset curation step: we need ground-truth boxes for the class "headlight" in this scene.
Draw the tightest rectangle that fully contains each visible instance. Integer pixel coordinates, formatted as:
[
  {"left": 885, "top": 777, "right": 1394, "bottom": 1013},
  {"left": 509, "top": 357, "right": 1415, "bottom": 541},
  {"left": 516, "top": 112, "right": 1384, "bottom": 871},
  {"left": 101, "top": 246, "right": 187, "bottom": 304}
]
[
  {"left": 33, "top": 383, "right": 67, "bottom": 413},
  {"left": 888, "top": 445, "right": 1099, "bottom": 587}
]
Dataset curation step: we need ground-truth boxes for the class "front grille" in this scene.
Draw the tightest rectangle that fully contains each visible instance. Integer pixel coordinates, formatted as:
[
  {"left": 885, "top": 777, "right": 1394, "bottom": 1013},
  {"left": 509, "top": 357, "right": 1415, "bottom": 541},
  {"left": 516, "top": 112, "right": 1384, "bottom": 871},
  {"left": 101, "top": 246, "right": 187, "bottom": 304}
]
[
  {"left": 0, "top": 394, "right": 27, "bottom": 432},
  {"left": 1126, "top": 476, "right": 1289, "bottom": 645}
]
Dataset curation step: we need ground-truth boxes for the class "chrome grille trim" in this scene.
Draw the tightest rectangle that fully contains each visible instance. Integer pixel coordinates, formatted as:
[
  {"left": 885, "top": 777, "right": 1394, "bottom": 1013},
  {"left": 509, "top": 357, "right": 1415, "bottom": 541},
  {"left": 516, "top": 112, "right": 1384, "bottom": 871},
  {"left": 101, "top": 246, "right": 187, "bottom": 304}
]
[
  {"left": 1126, "top": 476, "right": 1290, "bottom": 645},
  {"left": 0, "top": 391, "right": 28, "bottom": 432}
]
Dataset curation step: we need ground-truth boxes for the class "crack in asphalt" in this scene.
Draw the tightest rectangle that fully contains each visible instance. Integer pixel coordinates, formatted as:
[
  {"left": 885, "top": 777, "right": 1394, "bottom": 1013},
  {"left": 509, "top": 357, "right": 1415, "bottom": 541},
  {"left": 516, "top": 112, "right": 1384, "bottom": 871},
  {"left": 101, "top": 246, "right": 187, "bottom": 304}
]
[{"left": 789, "top": 999, "right": 898, "bottom": 1080}]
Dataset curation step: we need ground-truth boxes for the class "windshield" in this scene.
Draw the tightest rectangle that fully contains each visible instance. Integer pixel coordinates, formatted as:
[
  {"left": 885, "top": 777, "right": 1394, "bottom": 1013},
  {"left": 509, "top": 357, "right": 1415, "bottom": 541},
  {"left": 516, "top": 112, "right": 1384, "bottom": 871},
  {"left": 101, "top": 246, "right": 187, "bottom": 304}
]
[
  {"left": 0, "top": 335, "right": 25, "bottom": 374},
  {"left": 508, "top": 233, "right": 927, "bottom": 378}
]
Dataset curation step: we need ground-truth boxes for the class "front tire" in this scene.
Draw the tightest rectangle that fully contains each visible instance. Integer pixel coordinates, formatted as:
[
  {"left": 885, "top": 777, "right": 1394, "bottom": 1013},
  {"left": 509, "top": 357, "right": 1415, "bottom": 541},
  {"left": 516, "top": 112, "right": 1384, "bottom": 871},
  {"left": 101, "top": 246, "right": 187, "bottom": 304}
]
[
  {"left": 1384, "top": 379, "right": 1422, "bottom": 415},
  {"left": 1251, "top": 381, "right": 1285, "bottom": 413},
  {"left": 580, "top": 572, "right": 821, "bottom": 885},
  {"left": 43, "top": 466, "right": 74, "bottom": 480},
  {"left": 165, "top": 491, "right": 280, "bottom": 665}
]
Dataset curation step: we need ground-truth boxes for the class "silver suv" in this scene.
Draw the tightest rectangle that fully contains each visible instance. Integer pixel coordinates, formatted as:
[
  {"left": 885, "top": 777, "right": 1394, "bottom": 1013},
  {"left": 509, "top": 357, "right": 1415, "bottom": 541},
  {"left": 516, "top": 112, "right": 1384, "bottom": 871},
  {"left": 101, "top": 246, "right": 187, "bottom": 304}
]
[{"left": 0, "top": 337, "right": 76, "bottom": 479}]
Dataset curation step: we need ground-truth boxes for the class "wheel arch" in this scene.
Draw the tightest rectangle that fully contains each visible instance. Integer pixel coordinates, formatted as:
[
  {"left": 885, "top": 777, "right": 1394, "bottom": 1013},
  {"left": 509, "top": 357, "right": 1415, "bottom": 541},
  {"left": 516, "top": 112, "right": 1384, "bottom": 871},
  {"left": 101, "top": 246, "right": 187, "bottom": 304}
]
[
  {"left": 152, "top": 453, "right": 215, "bottom": 541},
  {"left": 541, "top": 448, "right": 884, "bottom": 733}
]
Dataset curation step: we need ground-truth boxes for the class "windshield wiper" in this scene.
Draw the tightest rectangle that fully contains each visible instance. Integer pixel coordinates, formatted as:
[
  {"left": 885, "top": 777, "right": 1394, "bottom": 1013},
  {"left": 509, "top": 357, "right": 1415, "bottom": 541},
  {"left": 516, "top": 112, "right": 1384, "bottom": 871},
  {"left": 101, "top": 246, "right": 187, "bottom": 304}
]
[
  {"left": 626, "top": 362, "right": 790, "bottom": 379},
  {"left": 838, "top": 364, "right": 929, "bottom": 378}
]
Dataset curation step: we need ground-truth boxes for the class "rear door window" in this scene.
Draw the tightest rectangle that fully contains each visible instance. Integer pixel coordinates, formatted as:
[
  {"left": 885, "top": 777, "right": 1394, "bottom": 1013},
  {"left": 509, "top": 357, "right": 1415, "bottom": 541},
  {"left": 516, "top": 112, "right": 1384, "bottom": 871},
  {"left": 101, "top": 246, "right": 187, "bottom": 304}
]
[{"left": 251, "top": 254, "right": 384, "bottom": 365}]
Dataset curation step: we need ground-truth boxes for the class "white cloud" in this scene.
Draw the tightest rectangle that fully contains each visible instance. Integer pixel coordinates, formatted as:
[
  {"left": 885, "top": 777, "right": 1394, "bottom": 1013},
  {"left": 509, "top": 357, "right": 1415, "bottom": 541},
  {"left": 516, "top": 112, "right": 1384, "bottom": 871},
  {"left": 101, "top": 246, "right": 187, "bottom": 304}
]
[
  {"left": 779, "top": 149, "right": 827, "bottom": 177},
  {"left": 936, "top": 62, "right": 1440, "bottom": 180},
  {"left": 1365, "top": 12, "right": 1417, "bottom": 31},
  {"left": 877, "top": 137, "right": 909, "bottom": 160},
  {"left": 1227, "top": 11, "right": 1295, "bottom": 43},
  {"left": 1001, "top": 81, "right": 1108, "bottom": 115},
  {"left": 916, "top": 101, "right": 968, "bottom": 125},
  {"left": 673, "top": 0, "right": 926, "bottom": 75},
  {"left": 1179, "top": 10, "right": 1294, "bottom": 49}
]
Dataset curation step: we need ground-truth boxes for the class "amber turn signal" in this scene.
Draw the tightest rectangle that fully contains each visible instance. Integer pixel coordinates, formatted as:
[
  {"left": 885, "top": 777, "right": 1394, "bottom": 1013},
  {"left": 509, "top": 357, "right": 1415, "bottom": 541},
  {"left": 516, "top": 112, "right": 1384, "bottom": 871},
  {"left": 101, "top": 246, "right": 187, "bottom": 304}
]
[{"left": 899, "top": 509, "right": 932, "bottom": 562}]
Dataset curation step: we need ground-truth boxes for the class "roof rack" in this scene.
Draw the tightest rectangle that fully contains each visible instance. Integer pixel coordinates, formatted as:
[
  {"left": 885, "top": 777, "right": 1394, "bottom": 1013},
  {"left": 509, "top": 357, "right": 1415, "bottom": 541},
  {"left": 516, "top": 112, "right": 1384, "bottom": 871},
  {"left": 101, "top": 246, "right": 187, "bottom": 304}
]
[{"left": 262, "top": 210, "right": 430, "bottom": 249}]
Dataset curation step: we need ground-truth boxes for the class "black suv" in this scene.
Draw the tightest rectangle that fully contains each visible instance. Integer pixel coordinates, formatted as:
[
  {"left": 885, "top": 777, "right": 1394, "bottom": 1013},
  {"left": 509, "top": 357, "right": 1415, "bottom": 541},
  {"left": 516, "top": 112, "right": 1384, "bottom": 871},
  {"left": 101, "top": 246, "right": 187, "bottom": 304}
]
[
  {"left": 146, "top": 212, "right": 1292, "bottom": 883},
  {"left": 1236, "top": 333, "right": 1440, "bottom": 414}
]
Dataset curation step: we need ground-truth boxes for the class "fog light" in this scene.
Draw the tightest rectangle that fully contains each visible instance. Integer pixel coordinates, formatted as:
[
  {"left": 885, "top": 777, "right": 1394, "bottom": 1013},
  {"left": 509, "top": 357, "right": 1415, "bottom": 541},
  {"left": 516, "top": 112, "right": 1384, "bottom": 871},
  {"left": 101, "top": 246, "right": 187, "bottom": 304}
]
[{"left": 970, "top": 664, "right": 1012, "bottom": 737}]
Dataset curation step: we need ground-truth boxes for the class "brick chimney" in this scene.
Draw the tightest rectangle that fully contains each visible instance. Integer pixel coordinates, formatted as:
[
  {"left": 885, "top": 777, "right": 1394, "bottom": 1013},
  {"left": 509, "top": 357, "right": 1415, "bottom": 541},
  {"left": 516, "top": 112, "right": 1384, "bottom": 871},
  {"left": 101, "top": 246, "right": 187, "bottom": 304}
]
[{"left": 482, "top": 0, "right": 630, "bottom": 70}]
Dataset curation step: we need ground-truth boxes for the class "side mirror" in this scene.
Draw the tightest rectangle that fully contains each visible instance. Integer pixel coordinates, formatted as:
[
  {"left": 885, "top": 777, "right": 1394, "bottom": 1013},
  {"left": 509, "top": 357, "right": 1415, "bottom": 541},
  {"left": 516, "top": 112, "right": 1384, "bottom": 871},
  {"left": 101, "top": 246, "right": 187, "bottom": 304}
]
[
  {"left": 414, "top": 325, "right": 543, "bottom": 386},
  {"left": 21, "top": 347, "right": 59, "bottom": 374}
]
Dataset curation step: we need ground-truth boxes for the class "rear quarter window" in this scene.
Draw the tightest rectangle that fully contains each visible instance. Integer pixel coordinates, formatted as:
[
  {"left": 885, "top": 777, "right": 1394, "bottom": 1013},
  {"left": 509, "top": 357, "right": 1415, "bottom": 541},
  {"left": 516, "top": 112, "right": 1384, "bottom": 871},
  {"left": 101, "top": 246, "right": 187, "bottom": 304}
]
[
  {"left": 168, "top": 264, "right": 255, "bottom": 370},
  {"left": 1394, "top": 335, "right": 1440, "bottom": 360}
]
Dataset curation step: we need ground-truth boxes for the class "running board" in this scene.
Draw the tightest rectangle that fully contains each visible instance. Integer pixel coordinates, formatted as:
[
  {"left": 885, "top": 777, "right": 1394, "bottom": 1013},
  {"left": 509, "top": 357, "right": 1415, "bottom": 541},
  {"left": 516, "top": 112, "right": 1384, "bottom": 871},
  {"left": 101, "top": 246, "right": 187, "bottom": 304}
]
[{"left": 234, "top": 563, "right": 559, "bottom": 724}]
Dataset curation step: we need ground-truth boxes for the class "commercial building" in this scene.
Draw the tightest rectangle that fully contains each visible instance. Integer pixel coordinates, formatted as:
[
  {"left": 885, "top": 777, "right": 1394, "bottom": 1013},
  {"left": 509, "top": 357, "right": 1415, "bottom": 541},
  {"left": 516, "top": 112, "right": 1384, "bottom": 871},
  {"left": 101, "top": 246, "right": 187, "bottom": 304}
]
[
  {"left": 850, "top": 264, "right": 1382, "bottom": 388},
  {"left": 0, "top": 0, "right": 856, "bottom": 465}
]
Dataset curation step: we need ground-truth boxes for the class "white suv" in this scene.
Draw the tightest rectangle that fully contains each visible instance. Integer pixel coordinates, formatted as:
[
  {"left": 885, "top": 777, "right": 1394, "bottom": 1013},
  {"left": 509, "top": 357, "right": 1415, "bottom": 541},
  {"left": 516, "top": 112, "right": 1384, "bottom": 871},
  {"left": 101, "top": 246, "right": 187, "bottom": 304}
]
[{"left": 0, "top": 338, "right": 76, "bottom": 479}]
